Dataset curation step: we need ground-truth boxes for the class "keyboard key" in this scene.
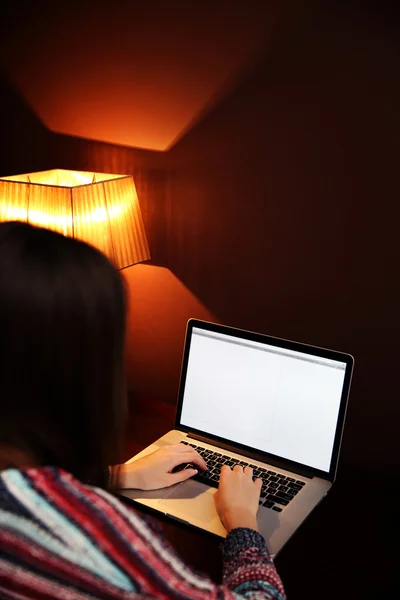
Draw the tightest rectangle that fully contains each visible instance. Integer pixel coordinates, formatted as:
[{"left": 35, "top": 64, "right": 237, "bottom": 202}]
[
  {"left": 274, "top": 491, "right": 293, "bottom": 502},
  {"left": 269, "top": 482, "right": 279, "bottom": 489},
  {"left": 225, "top": 460, "right": 234, "bottom": 467},
  {"left": 272, "top": 506, "right": 282, "bottom": 512},
  {"left": 267, "top": 495, "right": 289, "bottom": 506},
  {"left": 195, "top": 471, "right": 211, "bottom": 482},
  {"left": 288, "top": 483, "right": 302, "bottom": 491},
  {"left": 286, "top": 477, "right": 295, "bottom": 482},
  {"left": 264, "top": 500, "right": 274, "bottom": 509},
  {"left": 286, "top": 488, "right": 298, "bottom": 496},
  {"left": 278, "top": 485, "right": 289, "bottom": 493},
  {"left": 296, "top": 480, "right": 306, "bottom": 486},
  {"left": 269, "top": 476, "right": 279, "bottom": 483}
]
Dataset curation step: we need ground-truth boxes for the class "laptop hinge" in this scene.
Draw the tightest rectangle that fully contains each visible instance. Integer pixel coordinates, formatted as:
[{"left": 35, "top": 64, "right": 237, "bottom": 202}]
[{"left": 187, "top": 432, "right": 316, "bottom": 480}]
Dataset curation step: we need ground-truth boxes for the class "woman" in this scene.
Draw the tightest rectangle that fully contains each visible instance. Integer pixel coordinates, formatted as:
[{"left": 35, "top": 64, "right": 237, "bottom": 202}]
[{"left": 0, "top": 221, "right": 286, "bottom": 599}]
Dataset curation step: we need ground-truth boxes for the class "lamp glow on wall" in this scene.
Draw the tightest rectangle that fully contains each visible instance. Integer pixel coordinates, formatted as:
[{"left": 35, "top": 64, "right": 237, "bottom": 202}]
[{"left": 0, "top": 169, "right": 150, "bottom": 269}]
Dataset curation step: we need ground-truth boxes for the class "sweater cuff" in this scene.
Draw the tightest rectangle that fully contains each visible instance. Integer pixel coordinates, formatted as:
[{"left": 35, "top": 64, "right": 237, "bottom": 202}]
[{"left": 223, "top": 527, "right": 269, "bottom": 560}]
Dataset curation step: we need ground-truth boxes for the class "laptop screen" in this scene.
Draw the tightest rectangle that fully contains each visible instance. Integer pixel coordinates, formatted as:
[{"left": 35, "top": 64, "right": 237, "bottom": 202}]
[{"left": 180, "top": 327, "right": 348, "bottom": 473}]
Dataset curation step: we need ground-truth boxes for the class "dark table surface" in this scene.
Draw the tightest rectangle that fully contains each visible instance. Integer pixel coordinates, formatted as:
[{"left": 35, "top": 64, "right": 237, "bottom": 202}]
[{"left": 122, "top": 397, "right": 395, "bottom": 599}]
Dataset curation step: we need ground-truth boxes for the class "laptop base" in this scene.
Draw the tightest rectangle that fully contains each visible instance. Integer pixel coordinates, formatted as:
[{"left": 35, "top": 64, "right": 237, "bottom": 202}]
[{"left": 117, "top": 429, "right": 331, "bottom": 556}]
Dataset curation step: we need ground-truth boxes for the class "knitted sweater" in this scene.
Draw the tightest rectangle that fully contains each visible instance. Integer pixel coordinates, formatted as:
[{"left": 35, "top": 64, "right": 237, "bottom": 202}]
[{"left": 0, "top": 467, "right": 286, "bottom": 599}]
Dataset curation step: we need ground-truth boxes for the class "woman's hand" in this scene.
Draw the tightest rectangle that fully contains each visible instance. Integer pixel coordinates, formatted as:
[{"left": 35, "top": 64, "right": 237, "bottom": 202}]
[
  {"left": 116, "top": 443, "right": 207, "bottom": 490},
  {"left": 214, "top": 465, "right": 262, "bottom": 532}
]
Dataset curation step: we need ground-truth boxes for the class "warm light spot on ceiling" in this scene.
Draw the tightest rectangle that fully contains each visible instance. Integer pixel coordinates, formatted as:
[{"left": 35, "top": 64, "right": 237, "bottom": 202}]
[{"left": 0, "top": 3, "right": 282, "bottom": 150}]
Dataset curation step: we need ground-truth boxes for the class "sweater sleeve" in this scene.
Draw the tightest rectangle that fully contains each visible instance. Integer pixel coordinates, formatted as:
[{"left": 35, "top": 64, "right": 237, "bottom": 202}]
[
  {"left": 93, "top": 487, "right": 286, "bottom": 599},
  {"left": 120, "top": 511, "right": 286, "bottom": 599},
  {"left": 222, "top": 528, "right": 286, "bottom": 598}
]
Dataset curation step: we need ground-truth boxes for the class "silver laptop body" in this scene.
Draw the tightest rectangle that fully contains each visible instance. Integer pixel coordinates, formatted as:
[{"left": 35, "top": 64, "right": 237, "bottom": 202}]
[{"left": 119, "top": 319, "right": 354, "bottom": 556}]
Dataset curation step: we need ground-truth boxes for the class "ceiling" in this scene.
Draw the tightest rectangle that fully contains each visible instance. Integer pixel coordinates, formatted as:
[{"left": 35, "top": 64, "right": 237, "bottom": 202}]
[{"left": 0, "top": 1, "right": 283, "bottom": 151}]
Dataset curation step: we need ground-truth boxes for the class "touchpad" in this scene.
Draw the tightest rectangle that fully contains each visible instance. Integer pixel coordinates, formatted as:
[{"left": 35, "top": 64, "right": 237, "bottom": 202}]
[{"left": 159, "top": 480, "right": 226, "bottom": 537}]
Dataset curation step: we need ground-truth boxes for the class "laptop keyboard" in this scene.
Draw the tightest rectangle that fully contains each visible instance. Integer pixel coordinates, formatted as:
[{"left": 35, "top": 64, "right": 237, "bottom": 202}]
[{"left": 179, "top": 441, "right": 306, "bottom": 512}]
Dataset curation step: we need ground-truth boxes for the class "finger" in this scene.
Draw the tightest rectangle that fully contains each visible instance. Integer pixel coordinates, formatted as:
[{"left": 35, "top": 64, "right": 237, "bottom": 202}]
[
  {"left": 244, "top": 466, "right": 253, "bottom": 476},
  {"left": 233, "top": 464, "right": 243, "bottom": 473},
  {"left": 170, "top": 450, "right": 207, "bottom": 470},
  {"left": 254, "top": 477, "right": 262, "bottom": 488},
  {"left": 175, "top": 443, "right": 192, "bottom": 452},
  {"left": 219, "top": 465, "right": 232, "bottom": 481},
  {"left": 175, "top": 444, "right": 208, "bottom": 469},
  {"left": 186, "top": 449, "right": 208, "bottom": 470},
  {"left": 170, "top": 467, "right": 198, "bottom": 485}
]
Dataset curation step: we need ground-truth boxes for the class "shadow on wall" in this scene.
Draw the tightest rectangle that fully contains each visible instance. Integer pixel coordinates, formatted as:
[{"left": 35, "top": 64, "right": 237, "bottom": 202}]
[
  {"left": 123, "top": 264, "right": 218, "bottom": 404},
  {"left": 0, "top": 69, "right": 52, "bottom": 176}
]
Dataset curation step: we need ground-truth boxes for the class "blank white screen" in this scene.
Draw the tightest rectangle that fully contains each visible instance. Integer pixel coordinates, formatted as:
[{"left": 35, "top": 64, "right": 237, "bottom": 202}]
[{"left": 180, "top": 329, "right": 346, "bottom": 472}]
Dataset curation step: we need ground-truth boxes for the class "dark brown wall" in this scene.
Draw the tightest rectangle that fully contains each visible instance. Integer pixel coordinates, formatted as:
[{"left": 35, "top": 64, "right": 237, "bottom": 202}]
[
  {"left": 1, "top": 2, "right": 398, "bottom": 476},
  {"left": 159, "top": 3, "right": 400, "bottom": 474}
]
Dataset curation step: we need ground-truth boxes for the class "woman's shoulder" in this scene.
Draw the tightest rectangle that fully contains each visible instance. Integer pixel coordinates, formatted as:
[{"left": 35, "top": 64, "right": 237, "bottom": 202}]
[{"left": 0, "top": 466, "right": 170, "bottom": 596}]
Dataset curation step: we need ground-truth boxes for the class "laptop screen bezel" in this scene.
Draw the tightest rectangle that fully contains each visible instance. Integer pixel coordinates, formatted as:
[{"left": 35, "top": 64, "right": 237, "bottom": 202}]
[{"left": 175, "top": 319, "right": 354, "bottom": 483}]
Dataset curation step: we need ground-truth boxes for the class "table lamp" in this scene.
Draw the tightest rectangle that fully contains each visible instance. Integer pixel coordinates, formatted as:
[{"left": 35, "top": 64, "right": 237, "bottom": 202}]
[{"left": 0, "top": 169, "right": 150, "bottom": 269}]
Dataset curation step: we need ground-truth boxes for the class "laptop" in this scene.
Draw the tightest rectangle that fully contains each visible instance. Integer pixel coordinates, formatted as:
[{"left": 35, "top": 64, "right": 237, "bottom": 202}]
[{"left": 119, "top": 319, "right": 354, "bottom": 556}]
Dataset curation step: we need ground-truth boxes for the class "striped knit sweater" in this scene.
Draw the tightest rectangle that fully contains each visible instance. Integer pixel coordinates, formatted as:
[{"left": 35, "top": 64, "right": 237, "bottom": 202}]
[{"left": 0, "top": 467, "right": 286, "bottom": 599}]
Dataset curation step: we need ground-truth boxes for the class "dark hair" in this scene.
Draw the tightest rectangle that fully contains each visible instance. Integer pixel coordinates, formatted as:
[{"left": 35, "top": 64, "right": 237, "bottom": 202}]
[{"left": 0, "top": 221, "right": 127, "bottom": 486}]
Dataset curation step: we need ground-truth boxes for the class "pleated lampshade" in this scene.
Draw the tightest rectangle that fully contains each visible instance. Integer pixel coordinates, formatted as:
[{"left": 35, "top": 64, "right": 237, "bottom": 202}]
[{"left": 0, "top": 169, "right": 150, "bottom": 269}]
